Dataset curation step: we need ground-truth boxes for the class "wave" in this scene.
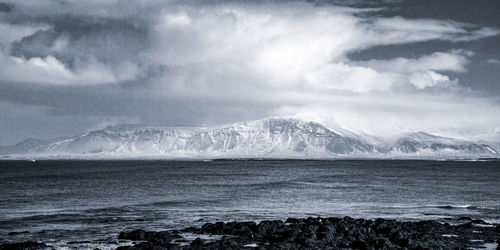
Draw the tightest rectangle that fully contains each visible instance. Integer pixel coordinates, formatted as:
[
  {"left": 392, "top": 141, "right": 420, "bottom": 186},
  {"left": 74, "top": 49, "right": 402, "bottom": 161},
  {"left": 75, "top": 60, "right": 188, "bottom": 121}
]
[
  {"left": 385, "top": 204, "right": 500, "bottom": 215},
  {"left": 435, "top": 205, "right": 481, "bottom": 210},
  {"left": 386, "top": 204, "right": 481, "bottom": 209}
]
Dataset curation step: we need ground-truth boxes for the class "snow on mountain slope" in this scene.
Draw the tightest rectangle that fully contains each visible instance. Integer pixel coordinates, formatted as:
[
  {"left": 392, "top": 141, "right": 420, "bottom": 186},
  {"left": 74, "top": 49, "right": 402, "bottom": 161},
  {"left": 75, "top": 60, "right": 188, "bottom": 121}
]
[
  {"left": 0, "top": 118, "right": 497, "bottom": 159},
  {"left": 388, "top": 132, "right": 498, "bottom": 157}
]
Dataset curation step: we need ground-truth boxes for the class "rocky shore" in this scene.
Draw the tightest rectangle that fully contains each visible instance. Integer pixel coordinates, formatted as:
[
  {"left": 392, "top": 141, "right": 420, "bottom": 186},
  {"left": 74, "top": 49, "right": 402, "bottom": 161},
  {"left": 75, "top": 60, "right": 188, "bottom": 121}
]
[{"left": 2, "top": 217, "right": 499, "bottom": 249}]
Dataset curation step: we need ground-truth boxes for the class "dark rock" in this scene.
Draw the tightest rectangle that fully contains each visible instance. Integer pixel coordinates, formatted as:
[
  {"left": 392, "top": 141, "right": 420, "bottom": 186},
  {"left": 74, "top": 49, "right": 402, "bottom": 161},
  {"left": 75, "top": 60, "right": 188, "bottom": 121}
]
[
  {"left": 167, "top": 244, "right": 181, "bottom": 250},
  {"left": 285, "top": 218, "right": 301, "bottom": 224},
  {"left": 351, "top": 239, "right": 368, "bottom": 249},
  {"left": 396, "top": 237, "right": 411, "bottom": 247},
  {"left": 217, "top": 236, "right": 241, "bottom": 248},
  {"left": 0, "top": 241, "right": 47, "bottom": 250},
  {"left": 369, "top": 237, "right": 389, "bottom": 249},
  {"left": 119, "top": 230, "right": 147, "bottom": 241},
  {"left": 7, "top": 231, "right": 30, "bottom": 235},
  {"left": 67, "top": 240, "right": 92, "bottom": 244},
  {"left": 180, "top": 226, "right": 197, "bottom": 233},
  {"left": 462, "top": 222, "right": 474, "bottom": 228},
  {"left": 114, "top": 217, "right": 500, "bottom": 249},
  {"left": 148, "top": 232, "right": 172, "bottom": 245},
  {"left": 118, "top": 229, "right": 172, "bottom": 246},
  {"left": 116, "top": 242, "right": 164, "bottom": 250},
  {"left": 257, "top": 220, "right": 285, "bottom": 235},
  {"left": 472, "top": 219, "right": 488, "bottom": 224},
  {"left": 190, "top": 237, "right": 204, "bottom": 246},
  {"left": 171, "top": 234, "right": 183, "bottom": 239}
]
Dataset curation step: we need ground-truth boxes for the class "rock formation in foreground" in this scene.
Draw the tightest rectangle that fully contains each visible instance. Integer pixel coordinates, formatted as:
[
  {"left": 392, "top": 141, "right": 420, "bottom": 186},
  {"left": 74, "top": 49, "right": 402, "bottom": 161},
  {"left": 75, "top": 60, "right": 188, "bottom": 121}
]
[{"left": 115, "top": 216, "right": 500, "bottom": 249}]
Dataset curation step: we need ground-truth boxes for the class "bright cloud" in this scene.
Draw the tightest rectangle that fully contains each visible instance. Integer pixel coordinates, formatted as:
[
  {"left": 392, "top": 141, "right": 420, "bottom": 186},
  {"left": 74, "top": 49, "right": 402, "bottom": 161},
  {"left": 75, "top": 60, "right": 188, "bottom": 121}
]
[
  {"left": 356, "top": 50, "right": 472, "bottom": 73},
  {"left": 145, "top": 3, "right": 497, "bottom": 96},
  {"left": 0, "top": 54, "right": 138, "bottom": 85}
]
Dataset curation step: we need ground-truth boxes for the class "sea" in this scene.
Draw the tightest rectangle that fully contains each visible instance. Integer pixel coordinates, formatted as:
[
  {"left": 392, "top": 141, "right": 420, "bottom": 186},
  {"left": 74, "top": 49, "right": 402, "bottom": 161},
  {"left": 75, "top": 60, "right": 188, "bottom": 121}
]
[{"left": 0, "top": 159, "right": 499, "bottom": 249}]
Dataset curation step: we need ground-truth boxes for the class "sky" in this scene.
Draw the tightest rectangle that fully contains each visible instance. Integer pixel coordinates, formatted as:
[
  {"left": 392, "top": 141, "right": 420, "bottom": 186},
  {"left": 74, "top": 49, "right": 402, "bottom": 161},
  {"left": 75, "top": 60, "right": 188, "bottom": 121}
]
[{"left": 0, "top": 0, "right": 499, "bottom": 146}]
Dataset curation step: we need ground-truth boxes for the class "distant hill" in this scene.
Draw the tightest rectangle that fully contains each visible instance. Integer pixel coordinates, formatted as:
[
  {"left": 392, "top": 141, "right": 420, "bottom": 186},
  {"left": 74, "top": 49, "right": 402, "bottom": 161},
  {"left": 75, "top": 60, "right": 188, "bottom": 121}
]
[{"left": 0, "top": 117, "right": 497, "bottom": 159}]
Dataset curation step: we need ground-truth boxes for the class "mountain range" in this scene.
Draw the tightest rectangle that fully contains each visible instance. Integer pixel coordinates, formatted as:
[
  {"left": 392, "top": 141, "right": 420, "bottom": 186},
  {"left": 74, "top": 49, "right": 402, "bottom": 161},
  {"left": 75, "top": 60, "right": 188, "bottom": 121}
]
[{"left": 0, "top": 117, "right": 497, "bottom": 159}]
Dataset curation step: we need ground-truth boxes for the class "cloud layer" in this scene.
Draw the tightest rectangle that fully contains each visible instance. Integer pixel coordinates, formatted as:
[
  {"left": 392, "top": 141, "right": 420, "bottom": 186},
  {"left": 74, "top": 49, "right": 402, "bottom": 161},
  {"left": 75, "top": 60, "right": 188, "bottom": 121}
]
[{"left": 0, "top": 0, "right": 499, "bottom": 145}]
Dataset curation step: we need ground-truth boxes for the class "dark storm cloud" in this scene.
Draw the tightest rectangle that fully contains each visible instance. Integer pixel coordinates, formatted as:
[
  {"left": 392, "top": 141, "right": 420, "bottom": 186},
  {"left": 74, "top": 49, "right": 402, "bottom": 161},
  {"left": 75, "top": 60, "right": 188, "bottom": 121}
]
[
  {"left": 0, "top": 0, "right": 158, "bottom": 85},
  {"left": 10, "top": 18, "right": 149, "bottom": 69},
  {"left": 0, "top": 3, "right": 12, "bottom": 12}
]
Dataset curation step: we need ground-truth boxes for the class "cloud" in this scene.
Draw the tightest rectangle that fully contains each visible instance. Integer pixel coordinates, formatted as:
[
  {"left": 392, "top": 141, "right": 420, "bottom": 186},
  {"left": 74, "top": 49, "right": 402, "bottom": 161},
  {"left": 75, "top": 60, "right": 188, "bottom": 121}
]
[
  {"left": 0, "top": 2, "right": 151, "bottom": 85},
  {"left": 1, "top": 1, "right": 497, "bottom": 88},
  {"left": 144, "top": 3, "right": 497, "bottom": 96},
  {"left": 406, "top": 71, "right": 453, "bottom": 89},
  {"left": 0, "top": 2, "right": 12, "bottom": 12},
  {"left": 0, "top": 23, "right": 48, "bottom": 51},
  {"left": 304, "top": 63, "right": 395, "bottom": 93},
  {"left": 346, "top": 50, "right": 472, "bottom": 90},
  {"left": 0, "top": 53, "right": 139, "bottom": 85},
  {"left": 486, "top": 59, "right": 500, "bottom": 64},
  {"left": 276, "top": 93, "right": 500, "bottom": 140},
  {"left": 367, "top": 17, "right": 500, "bottom": 43},
  {"left": 0, "top": 0, "right": 499, "bottom": 144},
  {"left": 355, "top": 50, "right": 472, "bottom": 73}
]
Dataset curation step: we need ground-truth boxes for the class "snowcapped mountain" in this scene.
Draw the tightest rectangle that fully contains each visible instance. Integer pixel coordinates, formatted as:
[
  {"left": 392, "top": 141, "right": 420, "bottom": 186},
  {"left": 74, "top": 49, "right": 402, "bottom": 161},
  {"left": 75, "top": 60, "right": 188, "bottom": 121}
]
[
  {"left": 0, "top": 118, "right": 497, "bottom": 159},
  {"left": 387, "top": 132, "right": 498, "bottom": 157}
]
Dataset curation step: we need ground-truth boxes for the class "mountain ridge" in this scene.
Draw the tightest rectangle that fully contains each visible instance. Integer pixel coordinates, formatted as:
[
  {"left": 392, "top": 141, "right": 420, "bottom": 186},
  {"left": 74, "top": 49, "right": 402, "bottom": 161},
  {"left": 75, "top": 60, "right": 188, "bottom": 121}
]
[{"left": 0, "top": 117, "right": 497, "bottom": 159}]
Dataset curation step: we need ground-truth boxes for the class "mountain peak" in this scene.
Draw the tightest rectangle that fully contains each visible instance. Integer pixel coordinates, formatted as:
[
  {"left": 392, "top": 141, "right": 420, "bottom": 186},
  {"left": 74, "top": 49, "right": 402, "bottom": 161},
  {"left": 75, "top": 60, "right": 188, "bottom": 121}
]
[{"left": 0, "top": 117, "right": 498, "bottom": 159}]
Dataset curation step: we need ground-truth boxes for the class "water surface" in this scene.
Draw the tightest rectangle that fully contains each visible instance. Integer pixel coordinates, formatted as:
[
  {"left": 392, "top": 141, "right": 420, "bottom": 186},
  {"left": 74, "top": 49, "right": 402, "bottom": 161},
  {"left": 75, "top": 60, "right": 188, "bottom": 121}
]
[{"left": 0, "top": 160, "right": 499, "bottom": 249}]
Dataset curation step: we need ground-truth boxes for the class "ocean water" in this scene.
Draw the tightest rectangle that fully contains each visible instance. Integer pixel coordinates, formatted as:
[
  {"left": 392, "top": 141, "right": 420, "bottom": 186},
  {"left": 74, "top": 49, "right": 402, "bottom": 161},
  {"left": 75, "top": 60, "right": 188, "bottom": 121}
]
[{"left": 0, "top": 160, "right": 499, "bottom": 249}]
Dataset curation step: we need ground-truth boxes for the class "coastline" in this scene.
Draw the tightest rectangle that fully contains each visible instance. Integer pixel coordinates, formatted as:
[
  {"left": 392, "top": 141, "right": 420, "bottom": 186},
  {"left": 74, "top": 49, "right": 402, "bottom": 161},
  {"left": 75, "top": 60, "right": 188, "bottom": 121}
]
[{"left": 2, "top": 216, "right": 499, "bottom": 249}]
